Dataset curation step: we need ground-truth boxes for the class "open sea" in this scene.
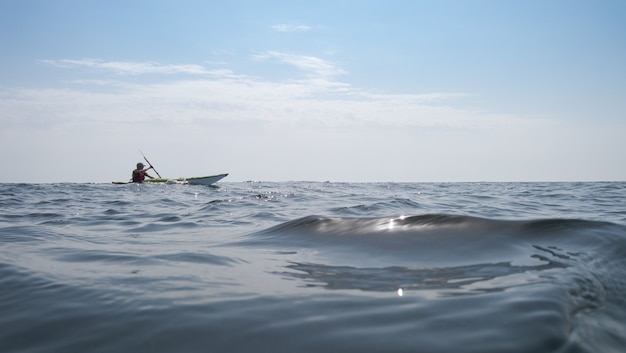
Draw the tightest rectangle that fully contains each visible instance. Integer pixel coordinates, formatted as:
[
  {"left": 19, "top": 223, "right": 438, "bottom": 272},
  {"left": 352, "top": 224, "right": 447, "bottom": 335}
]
[{"left": 1, "top": 181, "right": 625, "bottom": 353}]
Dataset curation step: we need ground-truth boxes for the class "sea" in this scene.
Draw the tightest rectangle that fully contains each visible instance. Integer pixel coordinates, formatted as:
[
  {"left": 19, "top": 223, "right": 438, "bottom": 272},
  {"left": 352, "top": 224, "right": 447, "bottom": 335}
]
[{"left": 1, "top": 181, "right": 625, "bottom": 353}]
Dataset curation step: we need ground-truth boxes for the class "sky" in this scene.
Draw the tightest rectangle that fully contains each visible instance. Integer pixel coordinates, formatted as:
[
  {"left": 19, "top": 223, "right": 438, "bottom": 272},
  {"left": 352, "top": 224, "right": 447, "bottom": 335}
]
[{"left": 1, "top": 0, "right": 625, "bottom": 183}]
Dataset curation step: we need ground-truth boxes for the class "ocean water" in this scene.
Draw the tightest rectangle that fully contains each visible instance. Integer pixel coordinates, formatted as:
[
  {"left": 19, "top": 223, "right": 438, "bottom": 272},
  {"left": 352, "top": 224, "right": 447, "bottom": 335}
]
[{"left": 1, "top": 181, "right": 625, "bottom": 353}]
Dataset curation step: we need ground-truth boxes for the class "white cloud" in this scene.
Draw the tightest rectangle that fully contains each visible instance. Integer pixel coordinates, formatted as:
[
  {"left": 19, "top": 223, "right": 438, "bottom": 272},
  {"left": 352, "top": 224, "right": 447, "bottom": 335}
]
[
  {"left": 271, "top": 24, "right": 312, "bottom": 32},
  {"left": 0, "top": 75, "right": 545, "bottom": 132},
  {"left": 4, "top": 56, "right": 554, "bottom": 133},
  {"left": 39, "top": 58, "right": 234, "bottom": 76},
  {"left": 253, "top": 51, "right": 347, "bottom": 78}
]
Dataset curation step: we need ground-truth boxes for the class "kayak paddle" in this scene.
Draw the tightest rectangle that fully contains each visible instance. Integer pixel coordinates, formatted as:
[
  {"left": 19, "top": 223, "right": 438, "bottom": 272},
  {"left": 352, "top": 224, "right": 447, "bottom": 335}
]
[{"left": 138, "top": 149, "right": 162, "bottom": 178}]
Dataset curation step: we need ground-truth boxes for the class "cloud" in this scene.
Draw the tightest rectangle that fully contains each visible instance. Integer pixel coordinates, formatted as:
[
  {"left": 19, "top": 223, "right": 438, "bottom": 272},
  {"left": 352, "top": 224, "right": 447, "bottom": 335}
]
[
  {"left": 39, "top": 58, "right": 234, "bottom": 76},
  {"left": 0, "top": 79, "right": 543, "bottom": 133},
  {"left": 2, "top": 56, "right": 552, "bottom": 133},
  {"left": 253, "top": 51, "right": 347, "bottom": 78},
  {"left": 271, "top": 24, "right": 312, "bottom": 32}
]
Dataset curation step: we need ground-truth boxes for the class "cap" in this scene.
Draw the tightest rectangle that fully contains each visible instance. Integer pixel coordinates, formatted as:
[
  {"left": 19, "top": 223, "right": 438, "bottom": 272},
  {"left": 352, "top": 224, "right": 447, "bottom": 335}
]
[{"left": 137, "top": 162, "right": 144, "bottom": 168}]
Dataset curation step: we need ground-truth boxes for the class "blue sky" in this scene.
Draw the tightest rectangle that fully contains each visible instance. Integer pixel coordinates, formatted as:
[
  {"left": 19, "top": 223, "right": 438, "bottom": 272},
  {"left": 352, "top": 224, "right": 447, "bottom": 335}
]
[{"left": 1, "top": 0, "right": 625, "bottom": 182}]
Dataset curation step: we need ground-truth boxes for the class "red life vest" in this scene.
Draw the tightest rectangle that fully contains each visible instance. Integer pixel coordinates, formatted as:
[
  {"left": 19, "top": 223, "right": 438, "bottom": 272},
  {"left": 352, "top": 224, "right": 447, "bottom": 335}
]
[{"left": 132, "top": 170, "right": 145, "bottom": 183}]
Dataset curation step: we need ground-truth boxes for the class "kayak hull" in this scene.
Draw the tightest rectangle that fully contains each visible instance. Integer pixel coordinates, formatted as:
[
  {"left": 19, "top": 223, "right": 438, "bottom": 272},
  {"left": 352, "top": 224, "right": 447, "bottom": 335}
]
[
  {"left": 113, "top": 173, "right": 228, "bottom": 185},
  {"left": 184, "top": 174, "right": 229, "bottom": 185}
]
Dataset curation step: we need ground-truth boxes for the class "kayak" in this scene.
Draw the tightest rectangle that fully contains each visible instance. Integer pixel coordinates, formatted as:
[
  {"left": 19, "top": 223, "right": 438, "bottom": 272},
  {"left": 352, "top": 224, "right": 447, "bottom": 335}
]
[{"left": 113, "top": 173, "right": 228, "bottom": 185}]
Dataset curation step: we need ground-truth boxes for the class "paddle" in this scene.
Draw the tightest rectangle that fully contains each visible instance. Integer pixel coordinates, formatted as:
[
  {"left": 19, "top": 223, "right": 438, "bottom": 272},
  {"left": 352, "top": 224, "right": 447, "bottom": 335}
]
[{"left": 138, "top": 149, "right": 162, "bottom": 178}]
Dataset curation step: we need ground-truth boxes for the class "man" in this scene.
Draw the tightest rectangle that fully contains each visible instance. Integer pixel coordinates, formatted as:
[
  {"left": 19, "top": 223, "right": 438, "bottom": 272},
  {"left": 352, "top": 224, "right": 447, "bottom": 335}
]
[{"left": 132, "top": 162, "right": 155, "bottom": 183}]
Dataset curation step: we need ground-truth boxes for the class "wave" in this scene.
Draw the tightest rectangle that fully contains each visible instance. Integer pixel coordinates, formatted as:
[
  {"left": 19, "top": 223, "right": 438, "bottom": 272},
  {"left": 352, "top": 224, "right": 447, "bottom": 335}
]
[
  {"left": 238, "top": 215, "right": 625, "bottom": 266},
  {"left": 235, "top": 214, "right": 626, "bottom": 352}
]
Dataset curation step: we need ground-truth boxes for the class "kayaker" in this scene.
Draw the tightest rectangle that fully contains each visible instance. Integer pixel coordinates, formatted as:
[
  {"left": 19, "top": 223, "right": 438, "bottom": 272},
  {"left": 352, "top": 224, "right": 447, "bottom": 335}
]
[{"left": 132, "top": 162, "right": 155, "bottom": 183}]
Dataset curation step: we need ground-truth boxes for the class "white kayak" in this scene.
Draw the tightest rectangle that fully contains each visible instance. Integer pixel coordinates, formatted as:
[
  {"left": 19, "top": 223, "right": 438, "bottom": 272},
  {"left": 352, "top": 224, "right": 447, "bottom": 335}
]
[{"left": 113, "top": 173, "right": 228, "bottom": 185}]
